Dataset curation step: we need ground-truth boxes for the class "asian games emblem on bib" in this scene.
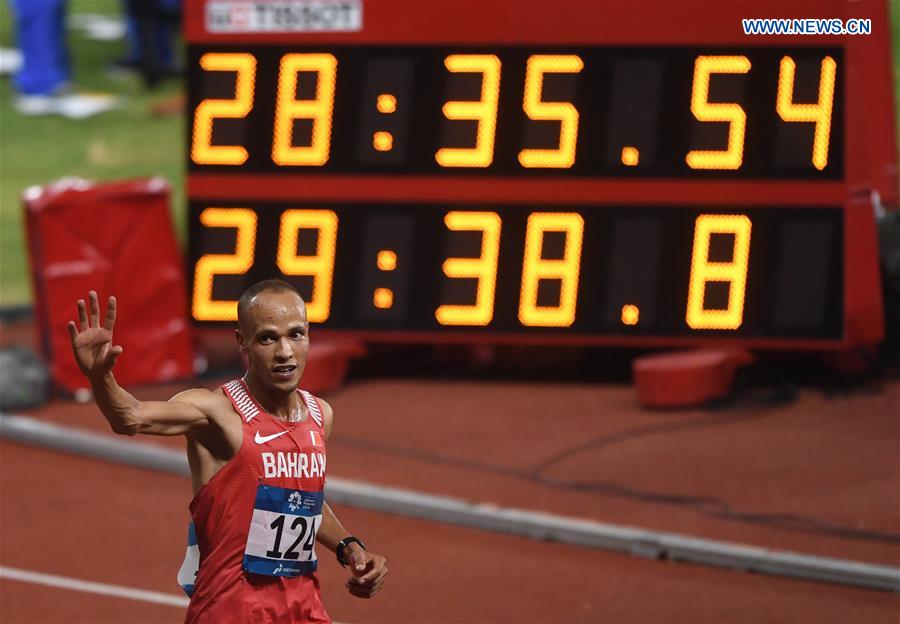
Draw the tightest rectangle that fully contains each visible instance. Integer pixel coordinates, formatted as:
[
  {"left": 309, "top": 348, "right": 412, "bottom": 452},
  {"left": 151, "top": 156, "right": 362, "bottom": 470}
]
[{"left": 288, "top": 491, "right": 303, "bottom": 512}]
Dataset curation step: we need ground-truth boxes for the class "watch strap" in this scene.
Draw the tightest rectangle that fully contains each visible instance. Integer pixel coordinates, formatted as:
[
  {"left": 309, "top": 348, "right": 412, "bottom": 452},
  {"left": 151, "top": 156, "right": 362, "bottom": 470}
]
[{"left": 336, "top": 536, "right": 367, "bottom": 567}]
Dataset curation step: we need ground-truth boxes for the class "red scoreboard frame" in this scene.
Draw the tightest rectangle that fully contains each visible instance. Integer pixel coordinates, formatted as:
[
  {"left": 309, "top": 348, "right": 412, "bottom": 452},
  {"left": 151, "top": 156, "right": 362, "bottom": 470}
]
[{"left": 184, "top": 0, "right": 896, "bottom": 350}]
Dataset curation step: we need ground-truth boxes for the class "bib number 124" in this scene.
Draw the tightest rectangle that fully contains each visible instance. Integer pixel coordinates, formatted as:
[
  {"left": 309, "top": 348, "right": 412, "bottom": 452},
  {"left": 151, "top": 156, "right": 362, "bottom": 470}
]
[{"left": 266, "top": 514, "right": 319, "bottom": 560}]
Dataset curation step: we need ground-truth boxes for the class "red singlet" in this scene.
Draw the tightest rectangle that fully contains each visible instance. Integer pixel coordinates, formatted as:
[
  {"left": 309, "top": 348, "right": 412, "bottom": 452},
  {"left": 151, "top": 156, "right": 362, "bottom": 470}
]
[{"left": 185, "top": 379, "right": 330, "bottom": 624}]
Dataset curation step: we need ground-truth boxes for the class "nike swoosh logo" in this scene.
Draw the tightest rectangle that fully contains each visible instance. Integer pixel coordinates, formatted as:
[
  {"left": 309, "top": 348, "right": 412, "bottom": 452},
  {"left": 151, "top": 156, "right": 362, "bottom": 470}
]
[{"left": 255, "top": 430, "right": 290, "bottom": 444}]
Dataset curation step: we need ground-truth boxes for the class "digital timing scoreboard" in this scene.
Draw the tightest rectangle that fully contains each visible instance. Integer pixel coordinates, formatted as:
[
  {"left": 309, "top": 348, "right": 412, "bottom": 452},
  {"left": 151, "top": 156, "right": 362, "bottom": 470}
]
[{"left": 185, "top": 0, "right": 896, "bottom": 349}]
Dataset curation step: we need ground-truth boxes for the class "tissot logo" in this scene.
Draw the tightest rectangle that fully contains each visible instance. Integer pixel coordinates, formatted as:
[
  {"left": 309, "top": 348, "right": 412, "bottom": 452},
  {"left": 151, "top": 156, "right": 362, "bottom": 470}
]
[
  {"left": 255, "top": 430, "right": 290, "bottom": 444},
  {"left": 206, "top": 1, "right": 362, "bottom": 33}
]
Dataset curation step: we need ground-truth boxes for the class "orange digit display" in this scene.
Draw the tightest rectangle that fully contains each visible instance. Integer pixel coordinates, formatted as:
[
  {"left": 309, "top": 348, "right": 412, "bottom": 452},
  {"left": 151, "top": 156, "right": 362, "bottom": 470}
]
[
  {"left": 373, "top": 288, "right": 394, "bottom": 309},
  {"left": 518, "top": 213, "right": 584, "bottom": 327},
  {"left": 187, "top": 45, "right": 851, "bottom": 180},
  {"left": 184, "top": 26, "right": 861, "bottom": 347},
  {"left": 373, "top": 131, "right": 393, "bottom": 151},
  {"left": 272, "top": 53, "right": 338, "bottom": 167},
  {"left": 276, "top": 209, "right": 338, "bottom": 323},
  {"left": 376, "top": 94, "right": 397, "bottom": 113},
  {"left": 776, "top": 56, "right": 836, "bottom": 171},
  {"left": 621, "top": 304, "right": 640, "bottom": 326},
  {"left": 685, "top": 55, "right": 751, "bottom": 170},
  {"left": 191, "top": 53, "right": 257, "bottom": 165},
  {"left": 518, "top": 54, "right": 583, "bottom": 168},
  {"left": 435, "top": 211, "right": 502, "bottom": 325},
  {"left": 686, "top": 214, "right": 752, "bottom": 330},
  {"left": 435, "top": 55, "right": 502, "bottom": 168},
  {"left": 621, "top": 147, "right": 639, "bottom": 166},
  {"left": 377, "top": 250, "right": 397, "bottom": 271},
  {"left": 192, "top": 208, "right": 258, "bottom": 320}
]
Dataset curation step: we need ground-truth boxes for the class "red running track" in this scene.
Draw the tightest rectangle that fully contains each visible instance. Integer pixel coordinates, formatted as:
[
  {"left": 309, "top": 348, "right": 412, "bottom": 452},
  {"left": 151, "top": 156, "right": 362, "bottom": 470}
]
[
  {"left": 2, "top": 442, "right": 898, "bottom": 623},
  {"left": 2, "top": 375, "right": 899, "bottom": 622}
]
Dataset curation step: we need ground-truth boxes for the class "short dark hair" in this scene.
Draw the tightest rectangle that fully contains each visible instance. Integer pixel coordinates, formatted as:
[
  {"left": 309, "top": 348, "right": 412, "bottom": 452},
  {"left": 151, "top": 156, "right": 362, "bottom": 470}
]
[{"left": 237, "top": 279, "right": 304, "bottom": 330}]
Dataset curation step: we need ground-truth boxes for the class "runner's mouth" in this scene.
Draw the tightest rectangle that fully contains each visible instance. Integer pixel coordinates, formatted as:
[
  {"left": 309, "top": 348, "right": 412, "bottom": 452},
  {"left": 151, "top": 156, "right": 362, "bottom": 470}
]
[{"left": 272, "top": 365, "right": 297, "bottom": 375}]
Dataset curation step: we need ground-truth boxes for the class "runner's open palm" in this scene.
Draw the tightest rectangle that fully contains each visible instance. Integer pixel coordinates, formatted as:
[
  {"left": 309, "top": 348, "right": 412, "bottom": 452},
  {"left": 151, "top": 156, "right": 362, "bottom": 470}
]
[{"left": 67, "top": 291, "right": 123, "bottom": 378}]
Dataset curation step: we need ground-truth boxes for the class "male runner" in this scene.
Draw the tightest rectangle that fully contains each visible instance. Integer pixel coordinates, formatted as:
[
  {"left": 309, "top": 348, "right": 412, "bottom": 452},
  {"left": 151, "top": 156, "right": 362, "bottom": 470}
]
[{"left": 68, "top": 280, "right": 388, "bottom": 623}]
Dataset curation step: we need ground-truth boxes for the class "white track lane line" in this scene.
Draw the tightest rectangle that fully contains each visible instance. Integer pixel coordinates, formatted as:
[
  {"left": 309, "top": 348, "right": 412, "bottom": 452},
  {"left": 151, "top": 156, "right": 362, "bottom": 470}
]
[
  {"left": 0, "top": 566, "right": 351, "bottom": 622},
  {"left": 0, "top": 566, "right": 189, "bottom": 608}
]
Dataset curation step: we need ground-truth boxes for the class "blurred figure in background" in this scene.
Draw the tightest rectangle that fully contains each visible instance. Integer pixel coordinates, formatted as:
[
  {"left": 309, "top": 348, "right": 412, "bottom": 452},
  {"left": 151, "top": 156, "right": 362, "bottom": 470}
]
[
  {"left": 9, "top": 0, "right": 118, "bottom": 118},
  {"left": 113, "top": 0, "right": 183, "bottom": 88}
]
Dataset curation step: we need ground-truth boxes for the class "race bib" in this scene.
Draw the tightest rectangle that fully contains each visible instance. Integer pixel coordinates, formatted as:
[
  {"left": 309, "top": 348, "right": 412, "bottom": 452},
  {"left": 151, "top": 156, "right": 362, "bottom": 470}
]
[{"left": 243, "top": 484, "right": 323, "bottom": 577}]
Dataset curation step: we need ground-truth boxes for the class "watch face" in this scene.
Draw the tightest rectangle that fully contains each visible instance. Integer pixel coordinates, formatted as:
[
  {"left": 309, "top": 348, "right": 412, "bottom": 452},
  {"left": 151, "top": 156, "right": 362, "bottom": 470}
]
[{"left": 337, "top": 537, "right": 365, "bottom": 565}]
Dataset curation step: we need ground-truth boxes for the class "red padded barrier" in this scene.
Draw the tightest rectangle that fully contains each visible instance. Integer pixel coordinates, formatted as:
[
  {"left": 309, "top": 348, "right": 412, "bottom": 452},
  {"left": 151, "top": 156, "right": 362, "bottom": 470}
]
[
  {"left": 633, "top": 349, "right": 755, "bottom": 408},
  {"left": 25, "top": 178, "right": 194, "bottom": 393}
]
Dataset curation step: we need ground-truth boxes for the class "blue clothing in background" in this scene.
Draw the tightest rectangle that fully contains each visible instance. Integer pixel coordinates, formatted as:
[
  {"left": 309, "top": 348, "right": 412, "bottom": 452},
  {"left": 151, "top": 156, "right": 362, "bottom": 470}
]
[
  {"left": 122, "top": 0, "right": 182, "bottom": 70},
  {"left": 123, "top": 13, "right": 173, "bottom": 68},
  {"left": 11, "top": 0, "right": 70, "bottom": 96}
]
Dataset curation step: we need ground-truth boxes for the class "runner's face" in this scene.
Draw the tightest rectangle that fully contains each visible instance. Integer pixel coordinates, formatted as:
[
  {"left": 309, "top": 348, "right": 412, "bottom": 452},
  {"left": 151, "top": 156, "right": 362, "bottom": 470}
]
[{"left": 239, "top": 291, "right": 309, "bottom": 392}]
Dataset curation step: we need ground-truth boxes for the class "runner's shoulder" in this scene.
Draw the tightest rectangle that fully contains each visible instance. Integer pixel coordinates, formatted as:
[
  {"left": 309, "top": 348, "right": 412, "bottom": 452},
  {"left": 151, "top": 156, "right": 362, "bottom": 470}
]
[
  {"left": 169, "top": 386, "right": 232, "bottom": 415},
  {"left": 314, "top": 395, "right": 332, "bottom": 412},
  {"left": 314, "top": 396, "right": 334, "bottom": 438}
]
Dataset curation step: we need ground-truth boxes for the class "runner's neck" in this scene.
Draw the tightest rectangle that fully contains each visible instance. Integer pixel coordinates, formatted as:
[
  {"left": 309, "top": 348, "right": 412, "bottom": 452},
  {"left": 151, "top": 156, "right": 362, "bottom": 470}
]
[{"left": 242, "top": 375, "right": 304, "bottom": 422}]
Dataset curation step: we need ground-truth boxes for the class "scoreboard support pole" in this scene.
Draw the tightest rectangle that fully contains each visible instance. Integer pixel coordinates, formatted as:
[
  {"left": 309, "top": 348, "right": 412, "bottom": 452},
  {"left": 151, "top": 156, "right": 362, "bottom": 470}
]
[{"left": 843, "top": 191, "right": 886, "bottom": 348}]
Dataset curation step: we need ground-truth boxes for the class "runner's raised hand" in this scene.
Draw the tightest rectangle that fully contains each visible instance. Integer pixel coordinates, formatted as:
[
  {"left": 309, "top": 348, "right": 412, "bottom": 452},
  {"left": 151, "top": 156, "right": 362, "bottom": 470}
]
[{"left": 67, "top": 291, "right": 123, "bottom": 379}]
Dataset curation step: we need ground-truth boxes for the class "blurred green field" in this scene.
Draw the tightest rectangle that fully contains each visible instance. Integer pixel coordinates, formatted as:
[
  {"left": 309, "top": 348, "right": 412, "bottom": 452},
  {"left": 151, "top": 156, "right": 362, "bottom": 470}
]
[
  {"left": 0, "top": 3, "right": 898, "bottom": 308},
  {"left": 0, "top": 1, "right": 185, "bottom": 306}
]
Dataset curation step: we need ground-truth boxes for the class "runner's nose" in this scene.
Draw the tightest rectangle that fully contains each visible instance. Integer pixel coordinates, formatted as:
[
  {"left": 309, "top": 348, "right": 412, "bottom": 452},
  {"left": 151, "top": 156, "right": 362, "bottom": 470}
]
[{"left": 274, "top": 337, "right": 292, "bottom": 361}]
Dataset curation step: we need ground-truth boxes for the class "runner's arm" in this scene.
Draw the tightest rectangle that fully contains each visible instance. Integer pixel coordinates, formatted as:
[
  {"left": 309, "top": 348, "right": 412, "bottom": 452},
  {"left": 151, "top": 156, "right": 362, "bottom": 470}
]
[
  {"left": 90, "top": 373, "right": 215, "bottom": 436},
  {"left": 68, "top": 291, "right": 216, "bottom": 437},
  {"left": 315, "top": 399, "right": 389, "bottom": 597},
  {"left": 317, "top": 502, "right": 354, "bottom": 555},
  {"left": 318, "top": 499, "right": 389, "bottom": 599},
  {"left": 315, "top": 399, "right": 346, "bottom": 550},
  {"left": 320, "top": 397, "right": 334, "bottom": 440}
]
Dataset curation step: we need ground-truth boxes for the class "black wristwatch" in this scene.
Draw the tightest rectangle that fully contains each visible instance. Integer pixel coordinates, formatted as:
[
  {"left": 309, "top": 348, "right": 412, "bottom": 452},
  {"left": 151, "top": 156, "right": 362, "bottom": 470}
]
[{"left": 336, "top": 536, "right": 367, "bottom": 567}]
